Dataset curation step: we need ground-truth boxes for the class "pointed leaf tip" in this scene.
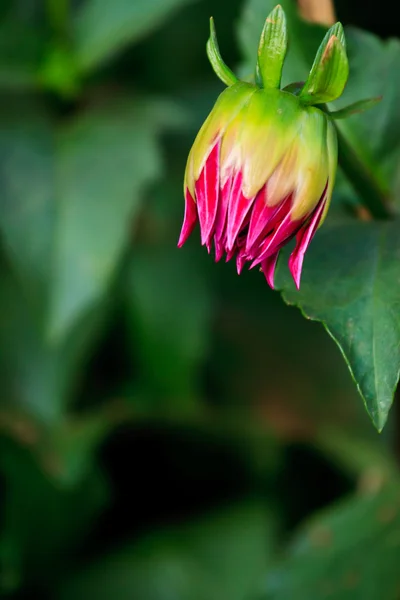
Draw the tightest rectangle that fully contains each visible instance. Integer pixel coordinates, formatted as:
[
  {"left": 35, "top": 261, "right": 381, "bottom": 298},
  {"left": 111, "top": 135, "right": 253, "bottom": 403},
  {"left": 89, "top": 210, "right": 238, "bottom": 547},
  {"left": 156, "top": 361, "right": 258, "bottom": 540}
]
[
  {"left": 329, "top": 21, "right": 346, "bottom": 48},
  {"left": 206, "top": 17, "right": 238, "bottom": 87},
  {"left": 256, "top": 4, "right": 288, "bottom": 89},
  {"left": 300, "top": 24, "right": 349, "bottom": 105},
  {"left": 328, "top": 96, "right": 383, "bottom": 120}
]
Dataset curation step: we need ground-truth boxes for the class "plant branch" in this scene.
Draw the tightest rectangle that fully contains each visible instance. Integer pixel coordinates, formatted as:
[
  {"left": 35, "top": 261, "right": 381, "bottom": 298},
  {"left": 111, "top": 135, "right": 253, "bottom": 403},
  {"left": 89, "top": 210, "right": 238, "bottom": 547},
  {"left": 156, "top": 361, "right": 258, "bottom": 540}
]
[{"left": 335, "top": 124, "right": 393, "bottom": 219}]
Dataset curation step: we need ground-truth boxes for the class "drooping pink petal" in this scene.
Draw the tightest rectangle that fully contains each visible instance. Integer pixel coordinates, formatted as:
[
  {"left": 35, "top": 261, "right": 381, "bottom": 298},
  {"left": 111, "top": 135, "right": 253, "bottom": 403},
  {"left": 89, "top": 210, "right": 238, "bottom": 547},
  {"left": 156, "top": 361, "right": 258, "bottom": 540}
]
[
  {"left": 178, "top": 188, "right": 198, "bottom": 247},
  {"left": 251, "top": 209, "right": 303, "bottom": 268},
  {"left": 261, "top": 251, "right": 280, "bottom": 289},
  {"left": 213, "top": 173, "right": 233, "bottom": 262},
  {"left": 225, "top": 246, "right": 236, "bottom": 263},
  {"left": 195, "top": 140, "right": 220, "bottom": 247},
  {"left": 288, "top": 195, "right": 327, "bottom": 289},
  {"left": 246, "top": 191, "right": 292, "bottom": 255},
  {"left": 236, "top": 250, "right": 248, "bottom": 275},
  {"left": 226, "top": 171, "right": 255, "bottom": 252},
  {"left": 214, "top": 174, "right": 232, "bottom": 242},
  {"left": 214, "top": 237, "right": 225, "bottom": 262}
]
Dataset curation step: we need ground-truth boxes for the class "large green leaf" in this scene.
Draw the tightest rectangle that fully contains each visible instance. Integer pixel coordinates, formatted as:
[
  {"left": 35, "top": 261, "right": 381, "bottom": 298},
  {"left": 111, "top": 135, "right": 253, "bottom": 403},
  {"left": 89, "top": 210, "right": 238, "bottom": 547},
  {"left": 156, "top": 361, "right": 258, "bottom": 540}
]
[
  {"left": 275, "top": 219, "right": 400, "bottom": 431},
  {"left": 73, "top": 0, "right": 195, "bottom": 73},
  {"left": 0, "top": 97, "right": 55, "bottom": 310},
  {"left": 0, "top": 266, "right": 106, "bottom": 423},
  {"left": 0, "top": 436, "right": 108, "bottom": 591},
  {"left": 0, "top": 94, "right": 185, "bottom": 416},
  {"left": 125, "top": 239, "right": 213, "bottom": 410},
  {"left": 238, "top": 0, "right": 400, "bottom": 429},
  {"left": 49, "top": 98, "right": 178, "bottom": 341},
  {"left": 0, "top": 8, "right": 45, "bottom": 91},
  {"left": 0, "top": 96, "right": 179, "bottom": 340},
  {"left": 262, "top": 483, "right": 400, "bottom": 600},
  {"left": 58, "top": 501, "right": 273, "bottom": 600}
]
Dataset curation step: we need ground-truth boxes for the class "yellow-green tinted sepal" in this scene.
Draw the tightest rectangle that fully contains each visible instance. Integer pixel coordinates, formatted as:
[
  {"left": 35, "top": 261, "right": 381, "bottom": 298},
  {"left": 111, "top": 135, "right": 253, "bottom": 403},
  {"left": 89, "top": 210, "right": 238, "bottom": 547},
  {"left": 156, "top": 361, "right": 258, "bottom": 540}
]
[
  {"left": 328, "top": 96, "right": 382, "bottom": 119},
  {"left": 206, "top": 18, "right": 238, "bottom": 87},
  {"left": 299, "top": 22, "right": 349, "bottom": 105},
  {"left": 256, "top": 4, "right": 288, "bottom": 89}
]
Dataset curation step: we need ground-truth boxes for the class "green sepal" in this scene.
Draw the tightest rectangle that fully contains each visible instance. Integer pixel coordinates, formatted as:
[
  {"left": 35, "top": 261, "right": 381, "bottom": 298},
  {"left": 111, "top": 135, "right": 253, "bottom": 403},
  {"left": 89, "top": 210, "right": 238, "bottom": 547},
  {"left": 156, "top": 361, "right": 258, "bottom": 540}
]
[
  {"left": 299, "top": 22, "right": 349, "bottom": 105},
  {"left": 206, "top": 17, "right": 238, "bottom": 87},
  {"left": 328, "top": 97, "right": 382, "bottom": 119},
  {"left": 282, "top": 81, "right": 304, "bottom": 95},
  {"left": 256, "top": 4, "right": 288, "bottom": 89}
]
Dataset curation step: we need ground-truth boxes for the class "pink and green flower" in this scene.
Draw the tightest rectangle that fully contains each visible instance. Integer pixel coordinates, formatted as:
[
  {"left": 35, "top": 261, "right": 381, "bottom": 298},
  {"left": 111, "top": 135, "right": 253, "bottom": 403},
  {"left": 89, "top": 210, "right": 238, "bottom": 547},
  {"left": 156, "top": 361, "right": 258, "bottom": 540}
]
[{"left": 178, "top": 5, "right": 352, "bottom": 288}]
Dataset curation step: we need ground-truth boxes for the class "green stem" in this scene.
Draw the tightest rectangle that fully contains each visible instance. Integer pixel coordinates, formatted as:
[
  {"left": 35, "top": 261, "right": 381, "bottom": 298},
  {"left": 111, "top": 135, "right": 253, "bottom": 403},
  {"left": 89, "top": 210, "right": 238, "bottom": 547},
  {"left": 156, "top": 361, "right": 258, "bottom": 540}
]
[{"left": 334, "top": 124, "right": 392, "bottom": 219}]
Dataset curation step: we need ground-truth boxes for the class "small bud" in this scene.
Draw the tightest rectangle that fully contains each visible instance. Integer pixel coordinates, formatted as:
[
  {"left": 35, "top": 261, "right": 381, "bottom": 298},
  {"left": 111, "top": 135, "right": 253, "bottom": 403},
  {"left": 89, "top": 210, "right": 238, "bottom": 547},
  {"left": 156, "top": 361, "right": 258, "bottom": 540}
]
[
  {"left": 300, "top": 23, "right": 349, "bottom": 105},
  {"left": 179, "top": 83, "right": 337, "bottom": 289},
  {"left": 256, "top": 4, "right": 288, "bottom": 89},
  {"left": 179, "top": 5, "right": 381, "bottom": 289}
]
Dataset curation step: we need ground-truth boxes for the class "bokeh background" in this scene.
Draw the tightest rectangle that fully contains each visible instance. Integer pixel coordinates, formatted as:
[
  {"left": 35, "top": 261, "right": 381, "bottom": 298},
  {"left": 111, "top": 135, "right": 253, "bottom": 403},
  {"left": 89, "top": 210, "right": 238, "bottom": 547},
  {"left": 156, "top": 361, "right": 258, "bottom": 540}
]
[{"left": 0, "top": 0, "right": 400, "bottom": 598}]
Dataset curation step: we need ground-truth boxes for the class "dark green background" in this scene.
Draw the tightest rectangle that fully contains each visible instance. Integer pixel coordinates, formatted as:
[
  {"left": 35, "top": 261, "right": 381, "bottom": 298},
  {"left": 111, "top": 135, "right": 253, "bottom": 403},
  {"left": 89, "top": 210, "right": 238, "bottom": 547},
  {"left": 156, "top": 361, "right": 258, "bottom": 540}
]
[{"left": 0, "top": 0, "right": 399, "bottom": 598}]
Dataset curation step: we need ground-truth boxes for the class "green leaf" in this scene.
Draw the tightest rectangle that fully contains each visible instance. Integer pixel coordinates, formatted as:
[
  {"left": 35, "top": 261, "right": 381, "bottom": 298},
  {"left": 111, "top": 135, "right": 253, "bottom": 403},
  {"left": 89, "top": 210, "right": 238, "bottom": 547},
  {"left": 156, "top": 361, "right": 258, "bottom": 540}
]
[
  {"left": 58, "top": 501, "right": 274, "bottom": 600},
  {"left": 0, "top": 436, "right": 108, "bottom": 588},
  {"left": 206, "top": 18, "right": 237, "bottom": 87},
  {"left": 125, "top": 240, "right": 213, "bottom": 409},
  {"left": 73, "top": 0, "right": 195, "bottom": 73},
  {"left": 256, "top": 4, "right": 288, "bottom": 89},
  {"left": 0, "top": 267, "right": 106, "bottom": 423},
  {"left": 0, "top": 17, "right": 44, "bottom": 90},
  {"left": 0, "top": 97, "right": 55, "bottom": 310},
  {"left": 328, "top": 97, "right": 382, "bottom": 120},
  {"left": 263, "top": 483, "right": 400, "bottom": 600},
  {"left": 275, "top": 219, "right": 400, "bottom": 431},
  {"left": 299, "top": 24, "right": 349, "bottom": 105},
  {"left": 335, "top": 29, "right": 400, "bottom": 196},
  {"left": 49, "top": 97, "right": 180, "bottom": 342}
]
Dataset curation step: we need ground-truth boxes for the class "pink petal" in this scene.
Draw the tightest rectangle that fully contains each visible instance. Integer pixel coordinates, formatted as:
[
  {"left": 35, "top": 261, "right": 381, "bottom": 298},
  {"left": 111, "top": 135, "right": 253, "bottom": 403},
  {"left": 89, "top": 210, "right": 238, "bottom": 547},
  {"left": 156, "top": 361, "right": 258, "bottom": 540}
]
[
  {"left": 214, "top": 237, "right": 225, "bottom": 262},
  {"left": 246, "top": 191, "right": 292, "bottom": 255},
  {"left": 195, "top": 140, "right": 220, "bottom": 247},
  {"left": 214, "top": 175, "right": 232, "bottom": 244},
  {"left": 226, "top": 171, "right": 255, "bottom": 251},
  {"left": 225, "top": 246, "right": 236, "bottom": 262},
  {"left": 251, "top": 210, "right": 302, "bottom": 268},
  {"left": 236, "top": 251, "right": 247, "bottom": 275},
  {"left": 178, "top": 188, "right": 198, "bottom": 247},
  {"left": 288, "top": 196, "right": 326, "bottom": 289},
  {"left": 261, "top": 251, "right": 280, "bottom": 289}
]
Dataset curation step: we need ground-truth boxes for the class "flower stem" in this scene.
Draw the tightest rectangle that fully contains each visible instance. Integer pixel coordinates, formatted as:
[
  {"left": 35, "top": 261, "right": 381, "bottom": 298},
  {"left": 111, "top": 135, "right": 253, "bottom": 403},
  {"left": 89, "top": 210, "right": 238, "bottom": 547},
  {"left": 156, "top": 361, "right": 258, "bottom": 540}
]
[{"left": 334, "top": 124, "right": 393, "bottom": 219}]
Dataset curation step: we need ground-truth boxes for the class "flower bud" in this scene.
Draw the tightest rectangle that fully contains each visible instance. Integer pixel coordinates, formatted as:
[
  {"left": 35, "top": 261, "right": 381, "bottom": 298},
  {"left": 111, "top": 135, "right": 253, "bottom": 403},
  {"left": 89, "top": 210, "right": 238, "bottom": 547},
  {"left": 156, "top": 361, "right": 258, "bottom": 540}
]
[{"left": 178, "top": 6, "right": 374, "bottom": 288}]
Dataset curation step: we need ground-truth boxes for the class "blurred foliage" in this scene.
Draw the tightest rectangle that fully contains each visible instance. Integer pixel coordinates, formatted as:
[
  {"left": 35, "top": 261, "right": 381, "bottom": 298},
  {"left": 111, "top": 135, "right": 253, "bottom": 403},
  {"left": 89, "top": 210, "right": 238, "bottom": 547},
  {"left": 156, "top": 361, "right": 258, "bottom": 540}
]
[{"left": 0, "top": 0, "right": 399, "bottom": 599}]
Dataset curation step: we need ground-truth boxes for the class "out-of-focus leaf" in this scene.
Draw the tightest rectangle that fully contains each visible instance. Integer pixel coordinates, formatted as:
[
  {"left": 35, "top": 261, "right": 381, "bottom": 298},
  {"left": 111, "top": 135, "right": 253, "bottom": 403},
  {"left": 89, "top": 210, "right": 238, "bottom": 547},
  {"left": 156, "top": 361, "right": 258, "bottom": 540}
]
[
  {"left": 0, "top": 96, "right": 183, "bottom": 417},
  {"left": 0, "top": 96, "right": 182, "bottom": 341},
  {"left": 0, "top": 18, "right": 44, "bottom": 90},
  {"left": 0, "top": 97, "right": 55, "bottom": 310},
  {"left": 0, "top": 436, "right": 108, "bottom": 589},
  {"left": 73, "top": 0, "right": 195, "bottom": 73},
  {"left": 58, "top": 501, "right": 273, "bottom": 600},
  {"left": 275, "top": 219, "right": 400, "bottom": 431},
  {"left": 49, "top": 97, "right": 182, "bottom": 342},
  {"left": 0, "top": 268, "right": 106, "bottom": 423},
  {"left": 335, "top": 29, "right": 400, "bottom": 195},
  {"left": 262, "top": 483, "right": 400, "bottom": 600},
  {"left": 125, "top": 242, "right": 213, "bottom": 409}
]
